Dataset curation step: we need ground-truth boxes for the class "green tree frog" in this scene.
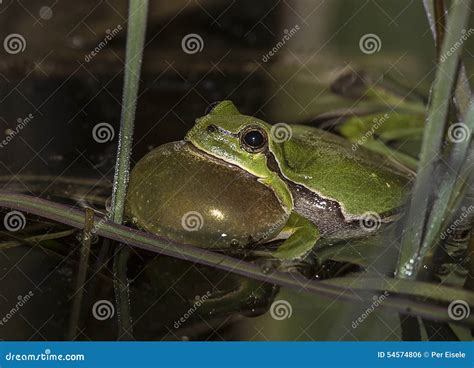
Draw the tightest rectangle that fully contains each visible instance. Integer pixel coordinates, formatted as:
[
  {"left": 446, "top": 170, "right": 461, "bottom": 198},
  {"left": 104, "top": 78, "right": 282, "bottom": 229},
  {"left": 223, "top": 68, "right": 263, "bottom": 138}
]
[{"left": 126, "top": 101, "right": 413, "bottom": 264}]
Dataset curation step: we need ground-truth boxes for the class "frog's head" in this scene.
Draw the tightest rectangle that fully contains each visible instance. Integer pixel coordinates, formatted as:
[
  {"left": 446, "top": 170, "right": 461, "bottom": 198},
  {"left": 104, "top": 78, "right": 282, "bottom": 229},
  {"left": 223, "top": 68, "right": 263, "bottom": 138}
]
[{"left": 185, "top": 101, "right": 276, "bottom": 179}]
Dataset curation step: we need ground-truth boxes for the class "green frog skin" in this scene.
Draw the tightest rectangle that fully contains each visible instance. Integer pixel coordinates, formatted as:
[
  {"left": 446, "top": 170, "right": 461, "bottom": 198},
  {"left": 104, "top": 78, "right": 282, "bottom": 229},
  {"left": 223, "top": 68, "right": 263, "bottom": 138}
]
[{"left": 184, "top": 101, "right": 413, "bottom": 261}]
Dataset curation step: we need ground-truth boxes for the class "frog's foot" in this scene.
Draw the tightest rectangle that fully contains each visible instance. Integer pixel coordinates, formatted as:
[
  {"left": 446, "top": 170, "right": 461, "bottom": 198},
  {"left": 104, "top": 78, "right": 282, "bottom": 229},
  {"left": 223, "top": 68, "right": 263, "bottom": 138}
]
[
  {"left": 277, "top": 257, "right": 318, "bottom": 278},
  {"left": 273, "top": 212, "right": 320, "bottom": 263},
  {"left": 195, "top": 278, "right": 278, "bottom": 318}
]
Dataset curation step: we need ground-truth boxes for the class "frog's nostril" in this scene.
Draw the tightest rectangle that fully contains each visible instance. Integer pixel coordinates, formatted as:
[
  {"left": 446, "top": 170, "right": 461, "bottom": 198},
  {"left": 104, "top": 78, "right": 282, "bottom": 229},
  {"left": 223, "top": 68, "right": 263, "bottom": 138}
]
[{"left": 207, "top": 124, "right": 217, "bottom": 133}]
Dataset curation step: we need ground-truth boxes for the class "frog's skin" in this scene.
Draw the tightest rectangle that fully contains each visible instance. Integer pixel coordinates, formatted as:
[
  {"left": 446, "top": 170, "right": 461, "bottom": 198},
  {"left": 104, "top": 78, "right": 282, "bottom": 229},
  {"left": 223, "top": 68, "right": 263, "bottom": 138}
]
[
  {"left": 125, "top": 141, "right": 289, "bottom": 251},
  {"left": 185, "top": 101, "right": 413, "bottom": 261},
  {"left": 125, "top": 141, "right": 286, "bottom": 310}
]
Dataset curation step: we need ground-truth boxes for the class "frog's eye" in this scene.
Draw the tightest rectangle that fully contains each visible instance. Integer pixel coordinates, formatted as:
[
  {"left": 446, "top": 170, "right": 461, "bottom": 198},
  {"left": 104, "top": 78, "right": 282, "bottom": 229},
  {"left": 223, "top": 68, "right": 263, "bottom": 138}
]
[{"left": 240, "top": 127, "right": 267, "bottom": 153}]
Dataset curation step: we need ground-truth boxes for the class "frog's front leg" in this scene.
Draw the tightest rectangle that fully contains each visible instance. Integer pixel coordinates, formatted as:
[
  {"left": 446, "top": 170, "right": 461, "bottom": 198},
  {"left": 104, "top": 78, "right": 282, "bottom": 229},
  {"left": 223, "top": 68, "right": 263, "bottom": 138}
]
[{"left": 273, "top": 212, "right": 320, "bottom": 261}]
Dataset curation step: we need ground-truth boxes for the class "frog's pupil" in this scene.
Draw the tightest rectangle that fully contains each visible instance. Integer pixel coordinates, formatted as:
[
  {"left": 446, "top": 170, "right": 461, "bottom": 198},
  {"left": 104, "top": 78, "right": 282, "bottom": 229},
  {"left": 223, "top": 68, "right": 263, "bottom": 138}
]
[{"left": 244, "top": 130, "right": 264, "bottom": 148}]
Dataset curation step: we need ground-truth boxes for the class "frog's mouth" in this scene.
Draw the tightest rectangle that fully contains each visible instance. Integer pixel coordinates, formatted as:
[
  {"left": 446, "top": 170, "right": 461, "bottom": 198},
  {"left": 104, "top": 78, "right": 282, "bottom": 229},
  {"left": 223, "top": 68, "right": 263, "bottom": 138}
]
[{"left": 185, "top": 140, "right": 242, "bottom": 168}]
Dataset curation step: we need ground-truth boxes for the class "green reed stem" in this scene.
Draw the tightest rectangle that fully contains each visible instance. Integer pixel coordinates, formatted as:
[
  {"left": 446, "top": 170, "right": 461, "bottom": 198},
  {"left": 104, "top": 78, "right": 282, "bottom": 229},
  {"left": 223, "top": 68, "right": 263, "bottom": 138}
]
[
  {"left": 110, "top": 0, "right": 149, "bottom": 223},
  {"left": 396, "top": 0, "right": 472, "bottom": 279},
  {"left": 109, "top": 0, "right": 149, "bottom": 340}
]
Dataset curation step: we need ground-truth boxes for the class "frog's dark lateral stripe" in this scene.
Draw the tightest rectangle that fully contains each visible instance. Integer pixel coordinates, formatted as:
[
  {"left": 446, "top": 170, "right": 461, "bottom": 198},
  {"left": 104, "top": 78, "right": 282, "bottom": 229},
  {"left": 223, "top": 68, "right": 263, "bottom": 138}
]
[{"left": 264, "top": 150, "right": 399, "bottom": 239}]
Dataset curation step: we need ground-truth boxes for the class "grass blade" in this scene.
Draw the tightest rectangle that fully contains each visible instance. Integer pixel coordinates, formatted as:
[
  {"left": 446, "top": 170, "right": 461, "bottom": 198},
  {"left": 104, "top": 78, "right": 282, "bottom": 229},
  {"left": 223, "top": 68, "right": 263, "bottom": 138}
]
[
  {"left": 110, "top": 0, "right": 149, "bottom": 223},
  {"left": 419, "top": 106, "right": 473, "bottom": 274},
  {"left": 397, "top": 0, "right": 472, "bottom": 279},
  {"left": 423, "top": 0, "right": 473, "bottom": 116},
  {"left": 109, "top": 0, "right": 149, "bottom": 339}
]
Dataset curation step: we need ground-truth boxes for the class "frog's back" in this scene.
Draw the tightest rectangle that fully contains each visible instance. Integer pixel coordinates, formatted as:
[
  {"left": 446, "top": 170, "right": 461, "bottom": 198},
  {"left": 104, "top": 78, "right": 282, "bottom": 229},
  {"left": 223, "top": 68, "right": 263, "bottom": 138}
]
[{"left": 278, "top": 125, "right": 413, "bottom": 218}]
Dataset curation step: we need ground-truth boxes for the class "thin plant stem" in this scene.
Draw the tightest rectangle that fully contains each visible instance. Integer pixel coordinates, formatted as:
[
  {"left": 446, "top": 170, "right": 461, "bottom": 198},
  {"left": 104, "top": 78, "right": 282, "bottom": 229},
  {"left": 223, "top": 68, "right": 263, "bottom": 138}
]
[
  {"left": 110, "top": 0, "right": 149, "bottom": 223},
  {"left": 67, "top": 208, "right": 94, "bottom": 340},
  {"left": 109, "top": 0, "right": 149, "bottom": 339},
  {"left": 0, "top": 229, "right": 75, "bottom": 250}
]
